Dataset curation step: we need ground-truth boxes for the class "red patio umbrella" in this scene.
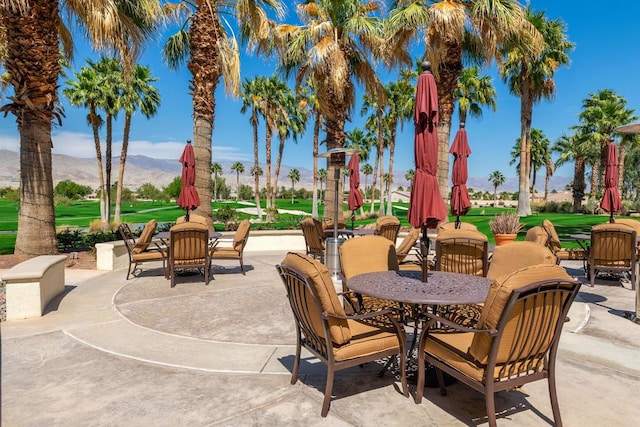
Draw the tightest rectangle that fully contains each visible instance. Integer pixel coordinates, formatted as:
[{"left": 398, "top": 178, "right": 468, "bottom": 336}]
[
  {"left": 449, "top": 124, "right": 472, "bottom": 228},
  {"left": 407, "top": 62, "right": 448, "bottom": 281},
  {"left": 347, "top": 154, "right": 364, "bottom": 229},
  {"left": 177, "top": 140, "right": 200, "bottom": 221},
  {"left": 600, "top": 139, "right": 621, "bottom": 223}
]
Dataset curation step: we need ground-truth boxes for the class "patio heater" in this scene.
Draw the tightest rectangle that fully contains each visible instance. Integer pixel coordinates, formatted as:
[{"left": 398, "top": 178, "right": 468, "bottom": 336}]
[
  {"left": 614, "top": 122, "right": 640, "bottom": 325},
  {"left": 317, "top": 147, "right": 359, "bottom": 278}
]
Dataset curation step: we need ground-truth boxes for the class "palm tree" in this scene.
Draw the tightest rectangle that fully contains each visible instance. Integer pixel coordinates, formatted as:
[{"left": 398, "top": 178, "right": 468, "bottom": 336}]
[
  {"left": 240, "top": 76, "right": 266, "bottom": 220},
  {"left": 211, "top": 162, "right": 223, "bottom": 201},
  {"left": 1, "top": 0, "right": 160, "bottom": 256},
  {"left": 384, "top": 76, "right": 416, "bottom": 215},
  {"left": 361, "top": 163, "right": 373, "bottom": 204},
  {"left": 454, "top": 66, "right": 497, "bottom": 126},
  {"left": 405, "top": 169, "right": 415, "bottom": 192},
  {"left": 361, "top": 91, "right": 388, "bottom": 216},
  {"left": 510, "top": 128, "right": 551, "bottom": 199},
  {"left": 163, "top": 0, "right": 284, "bottom": 222},
  {"left": 577, "top": 89, "right": 636, "bottom": 195},
  {"left": 318, "top": 168, "right": 327, "bottom": 205},
  {"left": 297, "top": 81, "right": 323, "bottom": 219},
  {"left": 552, "top": 132, "right": 589, "bottom": 211},
  {"left": 287, "top": 168, "right": 300, "bottom": 204},
  {"left": 231, "top": 162, "right": 244, "bottom": 202},
  {"left": 390, "top": 0, "right": 542, "bottom": 199},
  {"left": 274, "top": 1, "right": 396, "bottom": 224},
  {"left": 114, "top": 64, "right": 160, "bottom": 224},
  {"left": 488, "top": 171, "right": 505, "bottom": 202},
  {"left": 500, "top": 7, "right": 574, "bottom": 216}
]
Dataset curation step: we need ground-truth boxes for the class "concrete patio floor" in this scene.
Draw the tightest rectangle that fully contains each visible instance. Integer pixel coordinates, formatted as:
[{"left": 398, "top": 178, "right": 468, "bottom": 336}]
[{"left": 2, "top": 252, "right": 639, "bottom": 426}]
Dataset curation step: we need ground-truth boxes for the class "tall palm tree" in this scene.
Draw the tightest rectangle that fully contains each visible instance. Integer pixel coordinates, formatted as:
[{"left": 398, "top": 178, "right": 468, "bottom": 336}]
[
  {"left": 115, "top": 64, "right": 160, "bottom": 224},
  {"left": 287, "top": 168, "right": 300, "bottom": 204},
  {"left": 405, "top": 168, "right": 415, "bottom": 192},
  {"left": 240, "top": 76, "right": 266, "bottom": 220},
  {"left": 163, "top": 0, "right": 284, "bottom": 223},
  {"left": 274, "top": 1, "right": 397, "bottom": 224},
  {"left": 390, "top": 0, "right": 542, "bottom": 199},
  {"left": 211, "top": 162, "right": 223, "bottom": 201},
  {"left": 230, "top": 161, "right": 244, "bottom": 202},
  {"left": 274, "top": 87, "right": 307, "bottom": 208},
  {"left": 361, "top": 91, "right": 388, "bottom": 216},
  {"left": 318, "top": 168, "right": 327, "bottom": 206},
  {"left": 454, "top": 66, "right": 497, "bottom": 126},
  {"left": 510, "top": 128, "right": 551, "bottom": 198},
  {"left": 1, "top": 0, "right": 160, "bottom": 256},
  {"left": 500, "top": 7, "right": 574, "bottom": 216},
  {"left": 384, "top": 76, "right": 415, "bottom": 215},
  {"left": 488, "top": 171, "right": 505, "bottom": 202},
  {"left": 577, "top": 89, "right": 636, "bottom": 195}
]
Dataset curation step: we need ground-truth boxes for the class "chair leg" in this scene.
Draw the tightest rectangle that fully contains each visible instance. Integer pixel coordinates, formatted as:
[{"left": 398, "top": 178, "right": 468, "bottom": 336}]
[
  {"left": 321, "top": 367, "right": 335, "bottom": 417},
  {"left": 435, "top": 367, "right": 446, "bottom": 396},
  {"left": 485, "top": 386, "right": 497, "bottom": 427},
  {"left": 548, "top": 373, "right": 563, "bottom": 427},
  {"left": 399, "top": 351, "right": 408, "bottom": 398},
  {"left": 415, "top": 348, "right": 425, "bottom": 403},
  {"left": 291, "top": 341, "right": 301, "bottom": 385},
  {"left": 240, "top": 256, "right": 245, "bottom": 275},
  {"left": 126, "top": 263, "right": 133, "bottom": 280}
]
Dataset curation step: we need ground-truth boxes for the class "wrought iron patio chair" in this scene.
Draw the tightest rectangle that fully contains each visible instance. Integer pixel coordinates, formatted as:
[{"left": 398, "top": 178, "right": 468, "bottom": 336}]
[
  {"left": 118, "top": 220, "right": 166, "bottom": 280},
  {"left": 168, "top": 222, "right": 211, "bottom": 287},
  {"left": 299, "top": 217, "right": 325, "bottom": 262},
  {"left": 375, "top": 215, "right": 401, "bottom": 244},
  {"left": 588, "top": 223, "right": 637, "bottom": 289},
  {"left": 210, "top": 219, "right": 251, "bottom": 274}
]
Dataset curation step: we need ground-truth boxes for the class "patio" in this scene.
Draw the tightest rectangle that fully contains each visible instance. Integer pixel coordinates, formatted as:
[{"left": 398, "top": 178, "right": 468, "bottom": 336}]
[{"left": 2, "top": 251, "right": 639, "bottom": 426}]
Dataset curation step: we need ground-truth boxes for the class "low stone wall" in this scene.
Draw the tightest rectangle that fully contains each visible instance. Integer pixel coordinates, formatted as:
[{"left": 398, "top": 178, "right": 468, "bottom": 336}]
[{"left": 1, "top": 255, "right": 67, "bottom": 320}]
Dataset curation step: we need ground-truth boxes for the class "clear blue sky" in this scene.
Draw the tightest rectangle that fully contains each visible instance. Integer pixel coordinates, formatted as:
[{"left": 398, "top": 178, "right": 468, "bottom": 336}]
[{"left": 2, "top": 1, "right": 639, "bottom": 182}]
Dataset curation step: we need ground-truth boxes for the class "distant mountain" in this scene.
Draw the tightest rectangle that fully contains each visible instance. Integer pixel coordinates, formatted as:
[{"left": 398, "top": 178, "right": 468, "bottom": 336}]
[{"left": 0, "top": 149, "right": 571, "bottom": 193}]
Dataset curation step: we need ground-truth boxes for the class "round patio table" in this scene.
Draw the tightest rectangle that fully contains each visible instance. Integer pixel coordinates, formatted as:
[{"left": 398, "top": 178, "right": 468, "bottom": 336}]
[{"left": 347, "top": 270, "right": 491, "bottom": 306}]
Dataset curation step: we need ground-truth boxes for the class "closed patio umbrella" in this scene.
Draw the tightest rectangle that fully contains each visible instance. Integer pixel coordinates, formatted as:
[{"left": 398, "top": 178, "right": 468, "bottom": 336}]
[
  {"left": 347, "top": 154, "right": 363, "bottom": 229},
  {"left": 177, "top": 140, "right": 200, "bottom": 221},
  {"left": 407, "top": 62, "right": 448, "bottom": 281},
  {"left": 600, "top": 140, "right": 621, "bottom": 223},
  {"left": 449, "top": 124, "right": 472, "bottom": 228}
]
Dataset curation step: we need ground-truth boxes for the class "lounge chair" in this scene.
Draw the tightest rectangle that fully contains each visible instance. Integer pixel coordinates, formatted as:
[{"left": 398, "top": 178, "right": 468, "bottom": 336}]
[{"left": 542, "top": 219, "right": 587, "bottom": 263}]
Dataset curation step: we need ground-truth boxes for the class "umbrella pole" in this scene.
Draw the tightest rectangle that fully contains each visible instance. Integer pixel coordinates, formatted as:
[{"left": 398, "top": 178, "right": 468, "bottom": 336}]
[
  {"left": 186, "top": 210, "right": 190, "bottom": 222},
  {"left": 351, "top": 210, "right": 355, "bottom": 230},
  {"left": 455, "top": 216, "right": 461, "bottom": 229},
  {"left": 420, "top": 227, "right": 429, "bottom": 283},
  {"left": 610, "top": 192, "right": 615, "bottom": 223}
]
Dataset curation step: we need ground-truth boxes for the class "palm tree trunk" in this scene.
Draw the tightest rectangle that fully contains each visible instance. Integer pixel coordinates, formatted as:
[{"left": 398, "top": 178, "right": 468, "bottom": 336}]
[
  {"left": 377, "top": 108, "right": 385, "bottom": 216},
  {"left": 386, "top": 125, "right": 397, "bottom": 215},
  {"left": 573, "top": 157, "right": 586, "bottom": 211},
  {"left": 89, "top": 111, "right": 108, "bottom": 227},
  {"left": 114, "top": 112, "right": 132, "bottom": 224},
  {"left": 105, "top": 114, "right": 113, "bottom": 226},
  {"left": 590, "top": 160, "right": 599, "bottom": 199},
  {"left": 188, "top": 4, "right": 219, "bottom": 225},
  {"left": 273, "top": 133, "right": 286, "bottom": 207},
  {"left": 323, "top": 114, "right": 346, "bottom": 224},
  {"left": 517, "top": 86, "right": 533, "bottom": 216},
  {"left": 265, "top": 115, "right": 273, "bottom": 216},
  {"left": 213, "top": 172, "right": 218, "bottom": 201},
  {"left": 252, "top": 111, "right": 262, "bottom": 221},
  {"left": 618, "top": 140, "right": 627, "bottom": 197},
  {"left": 311, "top": 111, "right": 320, "bottom": 219},
  {"left": 370, "top": 149, "right": 379, "bottom": 215}
]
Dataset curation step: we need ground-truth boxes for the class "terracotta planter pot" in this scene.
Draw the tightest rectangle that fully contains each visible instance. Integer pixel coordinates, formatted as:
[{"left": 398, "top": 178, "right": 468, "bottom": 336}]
[{"left": 493, "top": 233, "right": 517, "bottom": 246}]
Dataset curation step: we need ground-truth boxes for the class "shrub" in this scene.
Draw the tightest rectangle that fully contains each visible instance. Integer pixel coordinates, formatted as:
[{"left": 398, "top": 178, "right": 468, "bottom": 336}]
[
  {"left": 214, "top": 205, "right": 236, "bottom": 223},
  {"left": 83, "top": 231, "right": 118, "bottom": 250},
  {"left": 57, "top": 228, "right": 84, "bottom": 251}
]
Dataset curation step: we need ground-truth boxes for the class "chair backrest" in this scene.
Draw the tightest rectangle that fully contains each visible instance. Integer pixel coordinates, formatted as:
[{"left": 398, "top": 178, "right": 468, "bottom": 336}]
[
  {"left": 487, "top": 241, "right": 557, "bottom": 281},
  {"left": 233, "top": 219, "right": 251, "bottom": 252},
  {"left": 541, "top": 219, "right": 562, "bottom": 253},
  {"left": 469, "top": 264, "right": 579, "bottom": 371},
  {"left": 375, "top": 216, "right": 401, "bottom": 243},
  {"left": 278, "top": 252, "right": 351, "bottom": 346},
  {"left": 590, "top": 223, "right": 636, "bottom": 268},
  {"left": 169, "top": 222, "right": 209, "bottom": 263},
  {"left": 396, "top": 228, "right": 420, "bottom": 262},
  {"left": 118, "top": 223, "right": 137, "bottom": 254},
  {"left": 132, "top": 219, "right": 158, "bottom": 254},
  {"left": 524, "top": 226, "right": 550, "bottom": 246},
  {"left": 322, "top": 218, "right": 346, "bottom": 231},
  {"left": 176, "top": 214, "right": 213, "bottom": 231},
  {"left": 435, "top": 229, "right": 488, "bottom": 277},
  {"left": 340, "top": 235, "right": 399, "bottom": 280},
  {"left": 300, "top": 217, "right": 325, "bottom": 258},
  {"left": 436, "top": 221, "right": 478, "bottom": 233},
  {"left": 615, "top": 218, "right": 640, "bottom": 235}
]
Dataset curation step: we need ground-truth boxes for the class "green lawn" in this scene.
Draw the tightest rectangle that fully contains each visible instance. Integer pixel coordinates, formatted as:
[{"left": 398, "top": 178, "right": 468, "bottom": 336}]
[{"left": 0, "top": 198, "right": 616, "bottom": 255}]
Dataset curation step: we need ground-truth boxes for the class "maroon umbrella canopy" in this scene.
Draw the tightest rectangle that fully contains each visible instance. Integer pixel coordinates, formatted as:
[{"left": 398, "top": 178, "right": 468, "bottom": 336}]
[
  {"left": 347, "top": 154, "right": 364, "bottom": 211},
  {"left": 177, "top": 140, "right": 200, "bottom": 220},
  {"left": 407, "top": 64, "right": 448, "bottom": 230},
  {"left": 600, "top": 140, "right": 621, "bottom": 222},
  {"left": 449, "top": 126, "right": 472, "bottom": 224}
]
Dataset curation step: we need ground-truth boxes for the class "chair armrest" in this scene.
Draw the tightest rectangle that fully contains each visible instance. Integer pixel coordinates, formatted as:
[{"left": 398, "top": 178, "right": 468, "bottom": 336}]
[{"left": 424, "top": 311, "right": 497, "bottom": 336}]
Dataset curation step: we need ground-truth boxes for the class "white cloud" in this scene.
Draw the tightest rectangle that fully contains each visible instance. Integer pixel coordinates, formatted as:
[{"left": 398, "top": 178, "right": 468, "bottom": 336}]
[{"left": 0, "top": 130, "right": 251, "bottom": 162}]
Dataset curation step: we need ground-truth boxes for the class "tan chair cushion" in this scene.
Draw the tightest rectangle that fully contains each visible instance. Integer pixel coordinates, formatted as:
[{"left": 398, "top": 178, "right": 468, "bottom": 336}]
[
  {"left": 177, "top": 214, "right": 213, "bottom": 231},
  {"left": 470, "top": 264, "right": 573, "bottom": 364},
  {"left": 169, "top": 223, "right": 208, "bottom": 262},
  {"left": 375, "top": 215, "right": 400, "bottom": 228},
  {"left": 615, "top": 218, "right": 640, "bottom": 234},
  {"left": 133, "top": 219, "right": 158, "bottom": 254},
  {"left": 282, "top": 252, "right": 351, "bottom": 345},
  {"left": 542, "top": 219, "right": 562, "bottom": 253},
  {"left": 437, "top": 222, "right": 478, "bottom": 233},
  {"left": 525, "top": 226, "right": 549, "bottom": 246},
  {"left": 487, "top": 241, "right": 557, "bottom": 281},
  {"left": 233, "top": 220, "right": 251, "bottom": 251},
  {"left": 396, "top": 228, "right": 420, "bottom": 261},
  {"left": 591, "top": 223, "right": 636, "bottom": 267},
  {"left": 436, "top": 229, "right": 488, "bottom": 276},
  {"left": 132, "top": 250, "right": 166, "bottom": 262},
  {"left": 340, "top": 235, "right": 400, "bottom": 280},
  {"left": 333, "top": 319, "right": 400, "bottom": 361}
]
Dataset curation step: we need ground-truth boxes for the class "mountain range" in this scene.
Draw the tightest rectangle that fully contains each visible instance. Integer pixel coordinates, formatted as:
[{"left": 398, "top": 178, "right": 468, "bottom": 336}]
[{"left": 0, "top": 149, "right": 571, "bottom": 193}]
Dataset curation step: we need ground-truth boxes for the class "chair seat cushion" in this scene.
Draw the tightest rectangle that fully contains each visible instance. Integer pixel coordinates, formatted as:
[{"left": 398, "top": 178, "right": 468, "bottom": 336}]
[
  {"left": 333, "top": 319, "right": 400, "bottom": 361},
  {"left": 211, "top": 247, "right": 240, "bottom": 259},
  {"left": 132, "top": 250, "right": 166, "bottom": 262},
  {"left": 555, "top": 248, "right": 587, "bottom": 260}
]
